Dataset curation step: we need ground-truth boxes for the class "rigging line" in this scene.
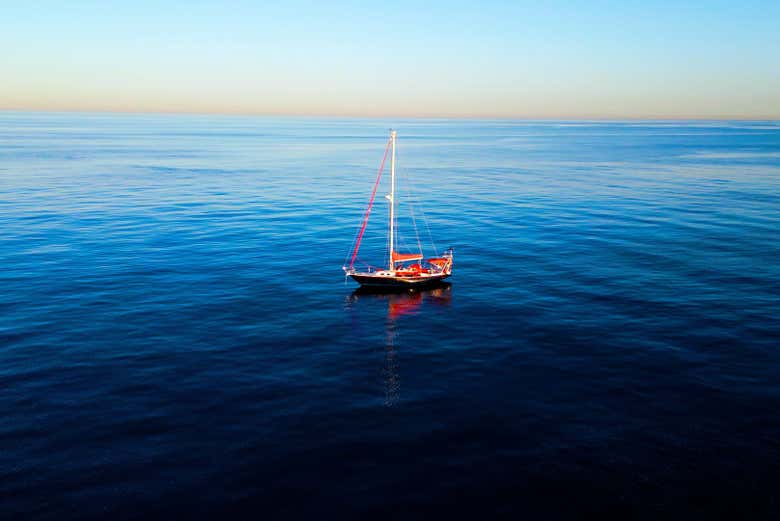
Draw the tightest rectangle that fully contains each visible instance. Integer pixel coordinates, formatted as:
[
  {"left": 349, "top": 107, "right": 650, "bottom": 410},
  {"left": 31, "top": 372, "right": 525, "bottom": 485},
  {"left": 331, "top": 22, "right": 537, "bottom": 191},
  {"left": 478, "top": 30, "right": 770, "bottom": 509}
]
[
  {"left": 420, "top": 201, "right": 438, "bottom": 257},
  {"left": 344, "top": 214, "right": 363, "bottom": 267},
  {"left": 348, "top": 137, "right": 392, "bottom": 269},
  {"left": 401, "top": 164, "right": 424, "bottom": 256},
  {"left": 392, "top": 143, "right": 423, "bottom": 257},
  {"left": 353, "top": 258, "right": 380, "bottom": 271},
  {"left": 346, "top": 139, "right": 391, "bottom": 266},
  {"left": 400, "top": 144, "right": 422, "bottom": 253},
  {"left": 344, "top": 190, "right": 373, "bottom": 266},
  {"left": 401, "top": 157, "right": 438, "bottom": 257}
]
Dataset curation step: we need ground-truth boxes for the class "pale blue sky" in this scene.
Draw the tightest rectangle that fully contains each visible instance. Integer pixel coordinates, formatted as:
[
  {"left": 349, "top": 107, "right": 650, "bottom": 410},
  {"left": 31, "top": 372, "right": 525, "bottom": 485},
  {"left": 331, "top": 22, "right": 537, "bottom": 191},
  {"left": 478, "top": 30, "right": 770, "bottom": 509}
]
[{"left": 2, "top": 0, "right": 778, "bottom": 118}]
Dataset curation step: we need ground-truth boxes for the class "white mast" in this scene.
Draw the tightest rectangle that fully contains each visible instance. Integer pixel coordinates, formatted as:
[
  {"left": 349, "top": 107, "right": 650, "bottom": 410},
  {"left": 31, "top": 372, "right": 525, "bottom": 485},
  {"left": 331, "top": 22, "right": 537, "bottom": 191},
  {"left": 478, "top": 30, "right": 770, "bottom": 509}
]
[{"left": 389, "top": 129, "right": 396, "bottom": 271}]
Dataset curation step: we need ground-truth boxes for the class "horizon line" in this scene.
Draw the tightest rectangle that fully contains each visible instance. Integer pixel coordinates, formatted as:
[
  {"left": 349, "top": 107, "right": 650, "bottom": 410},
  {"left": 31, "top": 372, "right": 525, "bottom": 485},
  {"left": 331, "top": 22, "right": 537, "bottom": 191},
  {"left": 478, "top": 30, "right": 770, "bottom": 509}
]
[{"left": 1, "top": 107, "right": 778, "bottom": 123}]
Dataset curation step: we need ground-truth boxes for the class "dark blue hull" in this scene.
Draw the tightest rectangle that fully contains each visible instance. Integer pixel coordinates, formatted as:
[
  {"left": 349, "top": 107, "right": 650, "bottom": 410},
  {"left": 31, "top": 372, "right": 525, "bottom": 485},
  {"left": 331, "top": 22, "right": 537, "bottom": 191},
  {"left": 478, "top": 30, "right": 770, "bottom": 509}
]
[{"left": 349, "top": 273, "right": 450, "bottom": 288}]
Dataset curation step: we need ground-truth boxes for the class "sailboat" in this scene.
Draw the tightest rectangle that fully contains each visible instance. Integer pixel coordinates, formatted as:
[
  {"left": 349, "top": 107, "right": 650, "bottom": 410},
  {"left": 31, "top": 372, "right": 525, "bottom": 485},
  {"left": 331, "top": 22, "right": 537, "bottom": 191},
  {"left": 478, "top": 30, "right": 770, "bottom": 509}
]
[{"left": 343, "top": 130, "right": 453, "bottom": 288}]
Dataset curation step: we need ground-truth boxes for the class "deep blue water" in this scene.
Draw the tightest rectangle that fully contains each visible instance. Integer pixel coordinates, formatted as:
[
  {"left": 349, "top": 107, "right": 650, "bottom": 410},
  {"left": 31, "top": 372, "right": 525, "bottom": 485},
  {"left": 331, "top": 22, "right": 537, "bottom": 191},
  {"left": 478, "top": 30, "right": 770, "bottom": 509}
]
[{"left": 1, "top": 112, "right": 779, "bottom": 520}]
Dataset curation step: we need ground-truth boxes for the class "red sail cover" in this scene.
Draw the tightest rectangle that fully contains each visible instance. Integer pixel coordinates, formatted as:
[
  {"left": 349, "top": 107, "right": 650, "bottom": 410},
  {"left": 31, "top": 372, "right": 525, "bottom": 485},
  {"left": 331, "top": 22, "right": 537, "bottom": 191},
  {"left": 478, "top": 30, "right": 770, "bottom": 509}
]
[
  {"left": 427, "top": 258, "right": 449, "bottom": 266},
  {"left": 392, "top": 252, "right": 423, "bottom": 262}
]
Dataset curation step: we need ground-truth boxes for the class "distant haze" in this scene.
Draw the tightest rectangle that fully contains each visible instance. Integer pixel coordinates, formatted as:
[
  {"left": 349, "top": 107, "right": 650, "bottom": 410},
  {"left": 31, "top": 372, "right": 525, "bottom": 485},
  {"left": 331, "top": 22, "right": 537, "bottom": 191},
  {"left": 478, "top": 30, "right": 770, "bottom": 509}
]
[{"left": 2, "top": 1, "right": 779, "bottom": 119}]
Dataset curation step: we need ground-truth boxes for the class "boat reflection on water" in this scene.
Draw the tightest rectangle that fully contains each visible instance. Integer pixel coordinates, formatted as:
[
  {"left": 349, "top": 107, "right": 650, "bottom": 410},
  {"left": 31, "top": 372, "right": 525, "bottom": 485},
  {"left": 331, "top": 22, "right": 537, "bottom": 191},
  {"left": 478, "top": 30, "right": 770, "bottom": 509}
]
[{"left": 347, "top": 282, "right": 452, "bottom": 406}]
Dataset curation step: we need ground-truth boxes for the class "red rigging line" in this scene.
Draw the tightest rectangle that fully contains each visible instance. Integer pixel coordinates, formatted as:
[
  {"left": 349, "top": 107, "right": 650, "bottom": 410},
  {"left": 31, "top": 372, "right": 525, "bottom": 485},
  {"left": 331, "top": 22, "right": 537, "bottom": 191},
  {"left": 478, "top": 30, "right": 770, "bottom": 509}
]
[{"left": 349, "top": 137, "right": 393, "bottom": 269}]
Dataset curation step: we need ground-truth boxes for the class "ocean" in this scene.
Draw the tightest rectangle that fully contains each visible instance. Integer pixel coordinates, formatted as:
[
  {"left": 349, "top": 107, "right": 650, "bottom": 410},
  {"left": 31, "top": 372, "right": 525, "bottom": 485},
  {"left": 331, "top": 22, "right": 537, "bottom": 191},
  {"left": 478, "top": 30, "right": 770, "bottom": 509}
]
[{"left": 1, "top": 112, "right": 779, "bottom": 519}]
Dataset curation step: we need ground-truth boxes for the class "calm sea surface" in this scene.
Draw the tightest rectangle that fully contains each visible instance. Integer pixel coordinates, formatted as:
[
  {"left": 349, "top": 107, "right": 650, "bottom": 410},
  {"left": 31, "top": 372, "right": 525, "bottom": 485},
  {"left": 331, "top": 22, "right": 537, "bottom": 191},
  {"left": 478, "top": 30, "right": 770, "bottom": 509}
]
[{"left": 1, "top": 113, "right": 779, "bottom": 520}]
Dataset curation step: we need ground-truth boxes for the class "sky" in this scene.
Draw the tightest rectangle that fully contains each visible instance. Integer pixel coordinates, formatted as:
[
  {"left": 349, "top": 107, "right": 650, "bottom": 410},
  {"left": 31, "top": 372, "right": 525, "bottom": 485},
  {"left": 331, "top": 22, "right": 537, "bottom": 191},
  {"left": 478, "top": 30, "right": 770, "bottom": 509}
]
[{"left": 2, "top": 0, "right": 779, "bottom": 119}]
